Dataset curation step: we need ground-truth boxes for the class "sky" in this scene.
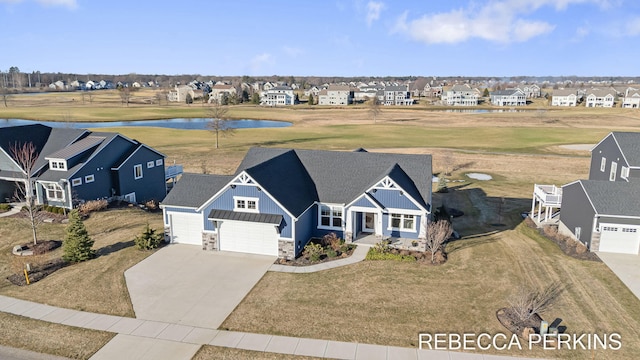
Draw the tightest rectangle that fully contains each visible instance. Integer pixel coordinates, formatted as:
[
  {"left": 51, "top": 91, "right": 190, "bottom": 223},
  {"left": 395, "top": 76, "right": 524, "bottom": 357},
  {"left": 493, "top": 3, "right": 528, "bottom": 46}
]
[{"left": 1, "top": 0, "right": 640, "bottom": 77}]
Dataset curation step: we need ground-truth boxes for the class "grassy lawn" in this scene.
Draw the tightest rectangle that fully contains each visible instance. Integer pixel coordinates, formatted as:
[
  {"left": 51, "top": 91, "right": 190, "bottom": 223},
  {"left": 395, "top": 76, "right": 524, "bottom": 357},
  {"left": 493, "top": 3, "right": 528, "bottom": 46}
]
[
  {"left": 192, "top": 346, "right": 322, "bottom": 360},
  {"left": 0, "top": 207, "right": 163, "bottom": 316},
  {"left": 0, "top": 312, "right": 114, "bottom": 359}
]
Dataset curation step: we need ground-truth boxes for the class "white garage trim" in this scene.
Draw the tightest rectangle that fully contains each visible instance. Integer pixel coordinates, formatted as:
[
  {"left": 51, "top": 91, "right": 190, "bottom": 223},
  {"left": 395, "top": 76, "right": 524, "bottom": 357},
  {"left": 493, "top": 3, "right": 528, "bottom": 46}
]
[
  {"left": 598, "top": 223, "right": 640, "bottom": 254},
  {"left": 168, "top": 212, "right": 202, "bottom": 246},
  {"left": 219, "top": 220, "right": 279, "bottom": 256}
]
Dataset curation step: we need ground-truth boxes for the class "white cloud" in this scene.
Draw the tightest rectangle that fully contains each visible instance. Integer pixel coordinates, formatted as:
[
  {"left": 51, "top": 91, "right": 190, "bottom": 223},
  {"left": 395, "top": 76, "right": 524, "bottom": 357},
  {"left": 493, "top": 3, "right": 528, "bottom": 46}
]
[
  {"left": 391, "top": 0, "right": 614, "bottom": 44},
  {"left": 366, "top": 1, "right": 384, "bottom": 26},
  {"left": 249, "top": 53, "right": 273, "bottom": 74}
]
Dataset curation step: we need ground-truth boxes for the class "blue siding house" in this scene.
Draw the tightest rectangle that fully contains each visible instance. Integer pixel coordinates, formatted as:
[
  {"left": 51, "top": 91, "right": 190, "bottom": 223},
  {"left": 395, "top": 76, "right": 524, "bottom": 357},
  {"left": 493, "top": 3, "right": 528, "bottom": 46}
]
[
  {"left": 0, "top": 124, "right": 166, "bottom": 208},
  {"left": 161, "top": 148, "right": 432, "bottom": 259}
]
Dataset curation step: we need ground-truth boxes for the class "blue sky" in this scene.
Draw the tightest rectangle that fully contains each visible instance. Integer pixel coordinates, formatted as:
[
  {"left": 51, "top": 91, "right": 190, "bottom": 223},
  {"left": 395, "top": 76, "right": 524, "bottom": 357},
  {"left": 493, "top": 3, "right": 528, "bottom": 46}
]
[{"left": 1, "top": 0, "right": 639, "bottom": 77}]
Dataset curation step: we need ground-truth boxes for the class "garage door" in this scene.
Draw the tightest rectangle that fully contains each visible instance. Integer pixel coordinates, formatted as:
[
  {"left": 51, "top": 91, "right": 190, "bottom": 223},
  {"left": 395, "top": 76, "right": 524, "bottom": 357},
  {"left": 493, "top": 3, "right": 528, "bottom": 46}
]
[
  {"left": 219, "top": 220, "right": 279, "bottom": 256},
  {"left": 599, "top": 224, "right": 640, "bottom": 254},
  {"left": 169, "top": 212, "right": 202, "bottom": 245}
]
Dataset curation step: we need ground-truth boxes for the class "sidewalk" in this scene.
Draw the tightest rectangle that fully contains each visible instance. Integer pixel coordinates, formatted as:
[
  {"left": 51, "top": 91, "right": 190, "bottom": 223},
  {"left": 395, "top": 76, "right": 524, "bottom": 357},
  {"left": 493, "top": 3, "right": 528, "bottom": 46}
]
[
  {"left": 0, "top": 295, "right": 525, "bottom": 360},
  {"left": 269, "top": 243, "right": 371, "bottom": 273},
  {"left": 0, "top": 202, "right": 24, "bottom": 218}
]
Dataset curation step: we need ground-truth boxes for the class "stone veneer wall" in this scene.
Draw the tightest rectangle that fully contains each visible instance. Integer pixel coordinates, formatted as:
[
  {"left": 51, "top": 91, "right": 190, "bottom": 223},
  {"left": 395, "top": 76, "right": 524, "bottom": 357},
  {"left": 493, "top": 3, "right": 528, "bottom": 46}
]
[
  {"left": 279, "top": 240, "right": 295, "bottom": 260},
  {"left": 163, "top": 226, "right": 171, "bottom": 243},
  {"left": 202, "top": 232, "right": 218, "bottom": 251}
]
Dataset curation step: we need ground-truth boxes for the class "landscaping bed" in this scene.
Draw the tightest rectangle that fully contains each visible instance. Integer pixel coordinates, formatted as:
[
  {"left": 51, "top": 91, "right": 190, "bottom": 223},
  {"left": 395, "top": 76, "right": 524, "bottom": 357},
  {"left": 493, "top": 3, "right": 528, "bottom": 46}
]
[
  {"left": 523, "top": 217, "right": 600, "bottom": 261},
  {"left": 496, "top": 307, "right": 544, "bottom": 340},
  {"left": 7, "top": 258, "right": 67, "bottom": 286},
  {"left": 274, "top": 233, "right": 356, "bottom": 266}
]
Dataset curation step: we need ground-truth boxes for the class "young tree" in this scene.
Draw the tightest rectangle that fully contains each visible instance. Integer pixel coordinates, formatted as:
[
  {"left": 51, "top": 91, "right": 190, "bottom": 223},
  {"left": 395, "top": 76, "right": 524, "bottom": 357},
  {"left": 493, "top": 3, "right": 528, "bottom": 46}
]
[
  {"left": 507, "top": 281, "right": 564, "bottom": 322},
  {"left": 436, "top": 176, "right": 448, "bottom": 193},
  {"left": 483, "top": 88, "right": 490, "bottom": 97},
  {"left": 10, "top": 142, "right": 42, "bottom": 245},
  {"left": 134, "top": 223, "right": 164, "bottom": 250},
  {"left": 367, "top": 95, "right": 381, "bottom": 123},
  {"left": 425, "top": 219, "right": 453, "bottom": 264},
  {"left": 251, "top": 92, "right": 260, "bottom": 104},
  {"left": 308, "top": 93, "right": 314, "bottom": 105},
  {"left": 185, "top": 92, "right": 193, "bottom": 105},
  {"left": 118, "top": 87, "right": 131, "bottom": 106},
  {"left": 206, "top": 102, "right": 235, "bottom": 149},
  {"left": 62, "top": 210, "right": 95, "bottom": 263},
  {"left": 0, "top": 86, "right": 11, "bottom": 107}
]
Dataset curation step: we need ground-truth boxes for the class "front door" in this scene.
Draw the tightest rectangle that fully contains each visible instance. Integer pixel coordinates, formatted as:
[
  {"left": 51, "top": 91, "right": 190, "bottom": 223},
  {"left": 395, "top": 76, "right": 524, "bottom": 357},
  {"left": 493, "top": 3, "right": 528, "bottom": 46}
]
[{"left": 362, "top": 212, "right": 375, "bottom": 233}]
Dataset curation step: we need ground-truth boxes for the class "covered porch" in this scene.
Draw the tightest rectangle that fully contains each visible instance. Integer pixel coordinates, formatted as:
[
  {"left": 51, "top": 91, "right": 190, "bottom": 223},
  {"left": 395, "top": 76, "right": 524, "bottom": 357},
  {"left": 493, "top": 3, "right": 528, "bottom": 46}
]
[{"left": 354, "top": 233, "right": 423, "bottom": 251}]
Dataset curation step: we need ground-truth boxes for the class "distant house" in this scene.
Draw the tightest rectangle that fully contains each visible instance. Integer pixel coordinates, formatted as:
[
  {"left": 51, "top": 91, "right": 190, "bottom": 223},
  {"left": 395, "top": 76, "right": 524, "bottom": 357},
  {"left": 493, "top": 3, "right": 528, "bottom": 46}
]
[
  {"left": 551, "top": 89, "right": 579, "bottom": 107},
  {"left": 382, "top": 85, "right": 414, "bottom": 106},
  {"left": 490, "top": 89, "right": 526, "bottom": 106},
  {"left": 167, "top": 85, "right": 195, "bottom": 102},
  {"left": 317, "top": 85, "right": 353, "bottom": 105},
  {"left": 161, "top": 148, "right": 433, "bottom": 259},
  {"left": 585, "top": 89, "right": 615, "bottom": 108},
  {"left": 0, "top": 124, "right": 167, "bottom": 209},
  {"left": 261, "top": 86, "right": 296, "bottom": 106},
  {"left": 304, "top": 86, "right": 321, "bottom": 97},
  {"left": 516, "top": 84, "right": 541, "bottom": 98},
  {"left": 208, "top": 84, "right": 237, "bottom": 103},
  {"left": 442, "top": 84, "right": 479, "bottom": 106},
  {"left": 622, "top": 88, "right": 640, "bottom": 109}
]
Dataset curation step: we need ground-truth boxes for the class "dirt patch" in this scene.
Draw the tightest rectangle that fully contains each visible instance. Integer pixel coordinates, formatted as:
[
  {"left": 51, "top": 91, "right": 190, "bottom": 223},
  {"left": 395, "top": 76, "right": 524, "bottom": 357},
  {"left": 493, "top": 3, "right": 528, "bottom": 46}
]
[
  {"left": 19, "top": 240, "right": 62, "bottom": 255},
  {"left": 7, "top": 258, "right": 68, "bottom": 286}
]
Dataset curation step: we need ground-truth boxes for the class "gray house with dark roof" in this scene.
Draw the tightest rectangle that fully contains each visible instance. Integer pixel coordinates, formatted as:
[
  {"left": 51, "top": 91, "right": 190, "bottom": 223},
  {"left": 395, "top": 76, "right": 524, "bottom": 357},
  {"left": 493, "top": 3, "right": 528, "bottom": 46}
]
[
  {"left": 161, "top": 148, "right": 432, "bottom": 259},
  {"left": 556, "top": 131, "right": 640, "bottom": 255},
  {"left": 0, "top": 124, "right": 166, "bottom": 208}
]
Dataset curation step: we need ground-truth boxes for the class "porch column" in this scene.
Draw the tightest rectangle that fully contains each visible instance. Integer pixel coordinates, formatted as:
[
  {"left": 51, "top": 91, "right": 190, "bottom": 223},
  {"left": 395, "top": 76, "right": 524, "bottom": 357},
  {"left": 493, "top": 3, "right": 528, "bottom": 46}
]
[
  {"left": 530, "top": 196, "right": 536, "bottom": 219},
  {"left": 344, "top": 210, "right": 353, "bottom": 243},
  {"left": 537, "top": 202, "right": 542, "bottom": 220}
]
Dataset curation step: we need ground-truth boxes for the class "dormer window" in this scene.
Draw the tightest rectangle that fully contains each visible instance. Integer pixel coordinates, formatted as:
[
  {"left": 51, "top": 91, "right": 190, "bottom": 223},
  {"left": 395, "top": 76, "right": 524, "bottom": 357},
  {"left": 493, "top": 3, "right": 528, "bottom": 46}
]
[{"left": 49, "top": 160, "right": 67, "bottom": 171}]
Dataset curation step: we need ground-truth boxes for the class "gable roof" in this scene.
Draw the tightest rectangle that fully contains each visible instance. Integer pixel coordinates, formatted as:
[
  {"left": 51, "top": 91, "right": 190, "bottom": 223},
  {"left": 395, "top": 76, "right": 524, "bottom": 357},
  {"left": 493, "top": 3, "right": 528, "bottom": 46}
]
[
  {"left": 46, "top": 135, "right": 105, "bottom": 160},
  {"left": 553, "top": 89, "right": 578, "bottom": 97},
  {"left": 162, "top": 173, "right": 234, "bottom": 208},
  {"left": 587, "top": 89, "right": 614, "bottom": 97},
  {"left": 237, "top": 148, "right": 432, "bottom": 215},
  {"left": 611, "top": 132, "right": 640, "bottom": 167},
  {"left": 578, "top": 180, "right": 640, "bottom": 218}
]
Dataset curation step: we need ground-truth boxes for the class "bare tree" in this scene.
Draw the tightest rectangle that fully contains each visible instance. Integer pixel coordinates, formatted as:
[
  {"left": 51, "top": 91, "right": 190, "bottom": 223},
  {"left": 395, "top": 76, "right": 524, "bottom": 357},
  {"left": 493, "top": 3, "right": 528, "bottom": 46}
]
[
  {"left": 10, "top": 142, "right": 43, "bottom": 245},
  {"left": 425, "top": 219, "right": 453, "bottom": 263},
  {"left": 0, "top": 86, "right": 10, "bottom": 107},
  {"left": 367, "top": 95, "right": 381, "bottom": 123},
  {"left": 508, "top": 281, "right": 565, "bottom": 322},
  {"left": 441, "top": 150, "right": 455, "bottom": 176},
  {"left": 206, "top": 102, "right": 235, "bottom": 149},
  {"left": 118, "top": 87, "right": 131, "bottom": 106}
]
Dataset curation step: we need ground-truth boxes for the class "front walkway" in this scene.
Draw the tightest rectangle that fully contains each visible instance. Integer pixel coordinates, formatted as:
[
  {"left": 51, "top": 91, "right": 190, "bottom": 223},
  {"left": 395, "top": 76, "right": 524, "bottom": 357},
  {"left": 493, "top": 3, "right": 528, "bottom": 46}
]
[
  {"left": 0, "top": 295, "right": 526, "bottom": 360},
  {"left": 269, "top": 243, "right": 370, "bottom": 273},
  {"left": 0, "top": 202, "right": 24, "bottom": 218}
]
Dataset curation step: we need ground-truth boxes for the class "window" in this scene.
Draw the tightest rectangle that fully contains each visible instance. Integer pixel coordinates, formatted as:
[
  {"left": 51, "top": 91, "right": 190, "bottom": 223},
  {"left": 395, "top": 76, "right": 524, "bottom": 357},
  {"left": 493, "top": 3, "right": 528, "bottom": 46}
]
[
  {"left": 602, "top": 226, "right": 618, "bottom": 232},
  {"left": 610, "top": 161, "right": 617, "bottom": 181},
  {"left": 319, "top": 205, "right": 343, "bottom": 228},
  {"left": 85, "top": 174, "right": 95, "bottom": 183},
  {"left": 600, "top": 157, "right": 606, "bottom": 172},
  {"left": 44, "top": 183, "right": 64, "bottom": 201},
  {"left": 622, "top": 228, "right": 637, "bottom": 233},
  {"left": 71, "top": 178, "right": 82, "bottom": 186},
  {"left": 58, "top": 161, "right": 66, "bottom": 170},
  {"left": 156, "top": 159, "right": 163, "bottom": 166},
  {"left": 389, "top": 213, "right": 416, "bottom": 232},
  {"left": 134, "top": 164, "right": 143, "bottom": 179},
  {"left": 147, "top": 161, "right": 155, "bottom": 168},
  {"left": 574, "top": 227, "right": 581, "bottom": 240},
  {"left": 51, "top": 162, "right": 58, "bottom": 169},
  {"left": 234, "top": 196, "right": 259, "bottom": 213},
  {"left": 621, "top": 166, "right": 629, "bottom": 180}
]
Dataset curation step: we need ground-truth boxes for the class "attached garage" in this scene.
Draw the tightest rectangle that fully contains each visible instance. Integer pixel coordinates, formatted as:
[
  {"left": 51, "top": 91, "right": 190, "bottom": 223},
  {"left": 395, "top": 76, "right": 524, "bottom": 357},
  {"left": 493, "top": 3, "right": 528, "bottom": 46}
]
[
  {"left": 168, "top": 212, "right": 202, "bottom": 245},
  {"left": 598, "top": 224, "right": 640, "bottom": 254},
  {"left": 209, "top": 209, "right": 281, "bottom": 257}
]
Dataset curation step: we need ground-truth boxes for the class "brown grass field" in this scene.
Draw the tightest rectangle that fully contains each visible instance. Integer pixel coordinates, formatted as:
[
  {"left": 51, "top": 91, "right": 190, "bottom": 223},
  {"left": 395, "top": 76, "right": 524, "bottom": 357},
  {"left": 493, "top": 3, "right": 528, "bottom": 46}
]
[{"left": 1, "top": 90, "right": 640, "bottom": 359}]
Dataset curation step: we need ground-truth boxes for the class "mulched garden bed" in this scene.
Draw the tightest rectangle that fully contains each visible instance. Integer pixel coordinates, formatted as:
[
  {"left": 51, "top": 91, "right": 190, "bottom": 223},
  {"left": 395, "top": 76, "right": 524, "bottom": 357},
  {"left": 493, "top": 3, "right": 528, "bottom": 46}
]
[
  {"left": 7, "top": 258, "right": 68, "bottom": 286},
  {"left": 21, "top": 240, "right": 62, "bottom": 255},
  {"left": 524, "top": 217, "right": 600, "bottom": 262},
  {"left": 275, "top": 236, "right": 357, "bottom": 266},
  {"left": 496, "top": 307, "right": 544, "bottom": 340}
]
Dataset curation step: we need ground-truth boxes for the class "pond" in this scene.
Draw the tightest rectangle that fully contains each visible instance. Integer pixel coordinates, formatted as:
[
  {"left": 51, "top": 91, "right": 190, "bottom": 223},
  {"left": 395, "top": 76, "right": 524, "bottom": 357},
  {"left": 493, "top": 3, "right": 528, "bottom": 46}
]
[{"left": 0, "top": 118, "right": 292, "bottom": 130}]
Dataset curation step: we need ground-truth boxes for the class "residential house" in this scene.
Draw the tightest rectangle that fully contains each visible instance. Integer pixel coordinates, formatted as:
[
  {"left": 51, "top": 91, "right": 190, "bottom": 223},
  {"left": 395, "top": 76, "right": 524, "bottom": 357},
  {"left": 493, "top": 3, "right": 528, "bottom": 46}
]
[
  {"left": 208, "top": 84, "right": 237, "bottom": 104},
  {"left": 517, "top": 84, "right": 541, "bottom": 98},
  {"left": 551, "top": 89, "right": 579, "bottom": 107},
  {"left": 161, "top": 148, "right": 433, "bottom": 259},
  {"left": 533, "top": 131, "right": 640, "bottom": 255},
  {"left": 304, "top": 86, "right": 321, "bottom": 97},
  {"left": 0, "top": 124, "right": 167, "bottom": 209},
  {"left": 622, "top": 88, "right": 640, "bottom": 109},
  {"left": 167, "top": 85, "right": 195, "bottom": 102},
  {"left": 490, "top": 89, "right": 526, "bottom": 106},
  {"left": 585, "top": 89, "right": 615, "bottom": 108},
  {"left": 317, "top": 85, "right": 354, "bottom": 105},
  {"left": 442, "top": 84, "right": 479, "bottom": 106},
  {"left": 382, "top": 85, "right": 414, "bottom": 106},
  {"left": 261, "top": 86, "right": 296, "bottom": 106}
]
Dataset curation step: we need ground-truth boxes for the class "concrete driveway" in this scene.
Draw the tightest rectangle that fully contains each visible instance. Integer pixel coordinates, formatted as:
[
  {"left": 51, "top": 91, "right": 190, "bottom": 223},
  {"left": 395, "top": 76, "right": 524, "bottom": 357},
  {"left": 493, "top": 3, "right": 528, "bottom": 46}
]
[
  {"left": 125, "top": 244, "right": 275, "bottom": 328},
  {"left": 596, "top": 252, "right": 640, "bottom": 300}
]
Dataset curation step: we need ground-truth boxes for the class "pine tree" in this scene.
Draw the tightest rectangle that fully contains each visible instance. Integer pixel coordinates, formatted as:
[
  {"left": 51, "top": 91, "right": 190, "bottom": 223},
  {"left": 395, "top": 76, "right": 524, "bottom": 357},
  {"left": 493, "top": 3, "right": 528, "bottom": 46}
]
[
  {"left": 62, "top": 210, "right": 95, "bottom": 263},
  {"left": 134, "top": 223, "right": 164, "bottom": 250},
  {"left": 437, "top": 176, "right": 448, "bottom": 193},
  {"left": 308, "top": 93, "right": 314, "bottom": 105}
]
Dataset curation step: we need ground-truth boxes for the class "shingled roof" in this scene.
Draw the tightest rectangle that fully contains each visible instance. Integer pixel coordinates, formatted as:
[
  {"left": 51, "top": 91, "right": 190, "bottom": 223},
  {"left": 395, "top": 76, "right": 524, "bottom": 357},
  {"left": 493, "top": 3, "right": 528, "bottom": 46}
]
[
  {"left": 162, "top": 173, "right": 234, "bottom": 208},
  {"left": 579, "top": 180, "right": 640, "bottom": 218},
  {"left": 611, "top": 132, "right": 640, "bottom": 167}
]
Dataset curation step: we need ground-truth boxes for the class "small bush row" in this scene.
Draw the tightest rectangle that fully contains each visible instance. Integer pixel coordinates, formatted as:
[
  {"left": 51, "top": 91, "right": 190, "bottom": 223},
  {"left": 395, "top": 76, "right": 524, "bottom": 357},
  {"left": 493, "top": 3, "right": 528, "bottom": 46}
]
[
  {"left": 78, "top": 199, "right": 108, "bottom": 214},
  {"left": 0, "top": 203, "right": 11, "bottom": 211},
  {"left": 365, "top": 248, "right": 417, "bottom": 262}
]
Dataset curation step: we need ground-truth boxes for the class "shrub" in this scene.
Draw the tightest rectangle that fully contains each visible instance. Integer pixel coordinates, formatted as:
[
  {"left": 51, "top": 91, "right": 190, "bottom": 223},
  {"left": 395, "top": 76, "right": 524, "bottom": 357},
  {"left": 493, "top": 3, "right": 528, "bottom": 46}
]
[
  {"left": 145, "top": 199, "right": 159, "bottom": 211},
  {"left": 134, "top": 223, "right": 164, "bottom": 250},
  {"left": 326, "top": 248, "right": 337, "bottom": 258},
  {"left": 303, "top": 242, "right": 324, "bottom": 262},
  {"left": 0, "top": 203, "right": 11, "bottom": 211},
  {"left": 322, "top": 232, "right": 343, "bottom": 251},
  {"left": 79, "top": 199, "right": 108, "bottom": 215},
  {"left": 62, "top": 210, "right": 95, "bottom": 263},
  {"left": 366, "top": 247, "right": 416, "bottom": 262}
]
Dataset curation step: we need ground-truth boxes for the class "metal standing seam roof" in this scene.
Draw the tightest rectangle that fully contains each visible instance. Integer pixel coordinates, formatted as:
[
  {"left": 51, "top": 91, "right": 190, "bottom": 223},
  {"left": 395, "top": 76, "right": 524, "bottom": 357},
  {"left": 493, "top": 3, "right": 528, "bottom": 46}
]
[
  {"left": 45, "top": 135, "right": 105, "bottom": 160},
  {"left": 208, "top": 209, "right": 283, "bottom": 224}
]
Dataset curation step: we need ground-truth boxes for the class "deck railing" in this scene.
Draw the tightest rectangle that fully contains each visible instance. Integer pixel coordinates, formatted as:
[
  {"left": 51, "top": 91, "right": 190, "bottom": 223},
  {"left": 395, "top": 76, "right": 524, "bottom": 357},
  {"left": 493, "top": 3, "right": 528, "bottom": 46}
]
[{"left": 533, "top": 184, "right": 562, "bottom": 206}]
